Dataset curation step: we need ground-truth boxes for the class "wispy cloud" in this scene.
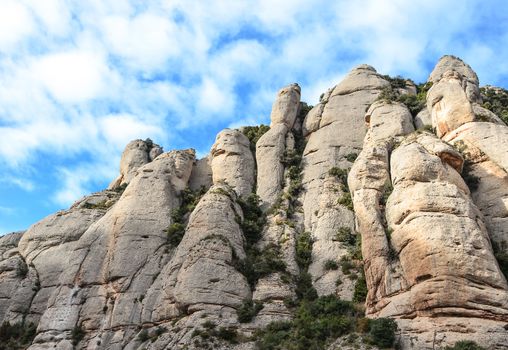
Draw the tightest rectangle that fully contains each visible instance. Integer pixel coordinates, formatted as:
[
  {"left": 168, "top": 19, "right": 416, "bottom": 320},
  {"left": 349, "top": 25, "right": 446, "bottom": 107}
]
[
  {"left": 0, "top": 0, "right": 507, "bottom": 216},
  {"left": 0, "top": 176, "right": 34, "bottom": 191}
]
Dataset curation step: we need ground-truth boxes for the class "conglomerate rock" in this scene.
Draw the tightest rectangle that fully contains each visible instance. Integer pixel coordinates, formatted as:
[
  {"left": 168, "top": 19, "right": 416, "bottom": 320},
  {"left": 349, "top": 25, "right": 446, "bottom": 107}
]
[
  {"left": 429, "top": 55, "right": 508, "bottom": 258},
  {"left": 108, "top": 139, "right": 163, "bottom": 189},
  {"left": 256, "top": 83, "right": 301, "bottom": 210},
  {"left": 301, "top": 64, "right": 388, "bottom": 297},
  {"left": 2, "top": 55, "right": 508, "bottom": 350},
  {"left": 211, "top": 129, "right": 255, "bottom": 198}
]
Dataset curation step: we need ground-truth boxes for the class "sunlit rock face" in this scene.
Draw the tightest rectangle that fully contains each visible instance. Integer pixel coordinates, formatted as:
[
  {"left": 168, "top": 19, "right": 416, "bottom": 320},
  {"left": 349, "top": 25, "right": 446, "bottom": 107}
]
[{"left": 2, "top": 55, "right": 508, "bottom": 350}]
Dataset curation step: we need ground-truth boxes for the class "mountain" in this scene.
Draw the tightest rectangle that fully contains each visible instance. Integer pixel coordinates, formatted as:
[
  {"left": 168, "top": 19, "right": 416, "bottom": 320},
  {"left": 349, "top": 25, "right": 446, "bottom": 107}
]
[{"left": 1, "top": 55, "right": 507, "bottom": 350}]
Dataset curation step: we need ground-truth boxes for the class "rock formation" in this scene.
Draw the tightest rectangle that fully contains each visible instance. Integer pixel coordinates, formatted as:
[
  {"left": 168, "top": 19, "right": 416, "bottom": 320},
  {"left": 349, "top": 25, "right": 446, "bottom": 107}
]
[
  {"left": 1, "top": 56, "right": 508, "bottom": 350},
  {"left": 108, "top": 139, "right": 163, "bottom": 189}
]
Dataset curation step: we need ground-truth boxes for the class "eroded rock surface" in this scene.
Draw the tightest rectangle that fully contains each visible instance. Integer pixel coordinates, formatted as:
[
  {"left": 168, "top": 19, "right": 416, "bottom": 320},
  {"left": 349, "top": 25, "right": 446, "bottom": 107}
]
[
  {"left": 257, "top": 83, "right": 301, "bottom": 209},
  {"left": 108, "top": 139, "right": 163, "bottom": 189},
  {"left": 28, "top": 150, "right": 195, "bottom": 349},
  {"left": 2, "top": 56, "right": 508, "bottom": 350},
  {"left": 429, "top": 55, "right": 508, "bottom": 257},
  {"left": 211, "top": 129, "right": 255, "bottom": 198},
  {"left": 302, "top": 65, "right": 388, "bottom": 296}
]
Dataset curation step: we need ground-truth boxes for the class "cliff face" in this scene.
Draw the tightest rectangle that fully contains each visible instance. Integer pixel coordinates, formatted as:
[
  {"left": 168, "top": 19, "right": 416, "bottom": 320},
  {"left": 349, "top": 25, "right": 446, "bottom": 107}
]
[{"left": 1, "top": 56, "right": 508, "bottom": 350}]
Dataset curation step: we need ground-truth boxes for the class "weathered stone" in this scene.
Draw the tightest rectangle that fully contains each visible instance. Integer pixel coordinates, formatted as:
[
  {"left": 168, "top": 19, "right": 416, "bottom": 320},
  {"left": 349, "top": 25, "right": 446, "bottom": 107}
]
[
  {"left": 30, "top": 149, "right": 195, "bottom": 349},
  {"left": 428, "top": 55, "right": 481, "bottom": 103},
  {"left": 413, "top": 107, "right": 432, "bottom": 130},
  {"left": 381, "top": 136, "right": 508, "bottom": 321},
  {"left": 472, "top": 103, "right": 506, "bottom": 124},
  {"left": 427, "top": 70, "right": 475, "bottom": 138},
  {"left": 269, "top": 83, "right": 301, "bottom": 128},
  {"left": 151, "top": 184, "right": 250, "bottom": 321},
  {"left": 0, "top": 232, "right": 37, "bottom": 324},
  {"left": 189, "top": 155, "right": 213, "bottom": 191},
  {"left": 302, "top": 66, "right": 387, "bottom": 232},
  {"left": 3, "top": 56, "right": 508, "bottom": 350},
  {"left": 256, "top": 124, "right": 288, "bottom": 210},
  {"left": 108, "top": 139, "right": 164, "bottom": 189},
  {"left": 365, "top": 101, "right": 414, "bottom": 141},
  {"left": 211, "top": 129, "right": 255, "bottom": 198}
]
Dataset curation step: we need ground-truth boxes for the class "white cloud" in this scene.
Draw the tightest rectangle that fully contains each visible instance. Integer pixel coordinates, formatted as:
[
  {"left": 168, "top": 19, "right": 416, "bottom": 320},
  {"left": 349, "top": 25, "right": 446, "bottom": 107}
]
[
  {"left": 31, "top": 51, "right": 113, "bottom": 103},
  {"left": 23, "top": 0, "right": 72, "bottom": 36},
  {"left": 0, "top": 176, "right": 35, "bottom": 192},
  {"left": 0, "top": 0, "right": 507, "bottom": 211},
  {"left": 198, "top": 77, "right": 233, "bottom": 115},
  {"left": 101, "top": 12, "right": 182, "bottom": 70},
  {"left": 99, "top": 114, "right": 164, "bottom": 149},
  {"left": 0, "top": 0, "right": 34, "bottom": 51}
]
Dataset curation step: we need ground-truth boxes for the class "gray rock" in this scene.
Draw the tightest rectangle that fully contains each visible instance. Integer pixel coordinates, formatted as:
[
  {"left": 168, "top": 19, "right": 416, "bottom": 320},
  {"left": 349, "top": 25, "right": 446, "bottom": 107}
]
[
  {"left": 211, "top": 129, "right": 255, "bottom": 198},
  {"left": 189, "top": 155, "right": 213, "bottom": 191},
  {"left": 108, "top": 139, "right": 164, "bottom": 189}
]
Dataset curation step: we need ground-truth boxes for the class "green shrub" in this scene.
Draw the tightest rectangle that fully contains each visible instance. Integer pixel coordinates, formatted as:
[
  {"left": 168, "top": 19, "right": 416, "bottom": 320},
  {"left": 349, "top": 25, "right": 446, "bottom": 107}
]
[
  {"left": 323, "top": 259, "right": 339, "bottom": 271},
  {"left": 237, "top": 299, "right": 264, "bottom": 323},
  {"left": 294, "top": 271, "right": 318, "bottom": 302},
  {"left": 201, "top": 320, "right": 216, "bottom": 330},
  {"left": 287, "top": 179, "right": 303, "bottom": 197},
  {"left": 376, "top": 79, "right": 431, "bottom": 117},
  {"left": 353, "top": 272, "right": 367, "bottom": 303},
  {"left": 82, "top": 200, "right": 112, "bottom": 210},
  {"left": 154, "top": 326, "right": 167, "bottom": 337},
  {"left": 0, "top": 321, "right": 36, "bottom": 350},
  {"left": 112, "top": 182, "right": 128, "bottom": 194},
  {"left": 335, "top": 226, "right": 356, "bottom": 246},
  {"left": 328, "top": 167, "right": 348, "bottom": 188},
  {"left": 234, "top": 194, "right": 286, "bottom": 289},
  {"left": 165, "top": 187, "right": 207, "bottom": 247},
  {"left": 193, "top": 324, "right": 239, "bottom": 344},
  {"left": 377, "top": 86, "right": 398, "bottom": 103},
  {"left": 255, "top": 321, "right": 292, "bottom": 349},
  {"left": 340, "top": 256, "right": 355, "bottom": 275},
  {"left": 348, "top": 236, "right": 363, "bottom": 261},
  {"left": 287, "top": 165, "right": 301, "bottom": 181},
  {"left": 444, "top": 340, "right": 486, "bottom": 350},
  {"left": 137, "top": 329, "right": 149, "bottom": 342},
  {"left": 215, "top": 327, "right": 239, "bottom": 343},
  {"left": 253, "top": 244, "right": 287, "bottom": 276},
  {"left": 453, "top": 141, "right": 481, "bottom": 192},
  {"left": 480, "top": 86, "right": 508, "bottom": 125},
  {"left": 281, "top": 149, "right": 302, "bottom": 167},
  {"left": 397, "top": 93, "right": 425, "bottom": 116},
  {"left": 381, "top": 75, "right": 407, "bottom": 89},
  {"left": 71, "top": 324, "right": 86, "bottom": 345},
  {"left": 234, "top": 244, "right": 287, "bottom": 289},
  {"left": 338, "top": 192, "right": 354, "bottom": 211},
  {"left": 242, "top": 125, "right": 270, "bottom": 151},
  {"left": 165, "top": 223, "right": 186, "bottom": 246},
  {"left": 237, "top": 193, "right": 266, "bottom": 246},
  {"left": 297, "top": 102, "right": 313, "bottom": 122},
  {"left": 255, "top": 295, "right": 360, "bottom": 350},
  {"left": 296, "top": 232, "right": 313, "bottom": 271},
  {"left": 180, "top": 186, "right": 207, "bottom": 213},
  {"left": 366, "top": 318, "right": 397, "bottom": 348},
  {"left": 345, "top": 153, "right": 358, "bottom": 162}
]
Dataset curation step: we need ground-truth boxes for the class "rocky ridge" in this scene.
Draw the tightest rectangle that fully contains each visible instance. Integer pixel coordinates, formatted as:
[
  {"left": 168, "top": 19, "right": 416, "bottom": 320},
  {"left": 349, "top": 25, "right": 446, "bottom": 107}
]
[{"left": 0, "top": 55, "right": 507, "bottom": 350}]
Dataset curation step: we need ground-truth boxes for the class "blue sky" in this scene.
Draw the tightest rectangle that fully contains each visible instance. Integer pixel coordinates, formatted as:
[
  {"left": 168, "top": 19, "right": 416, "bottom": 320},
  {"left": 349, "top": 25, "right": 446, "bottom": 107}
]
[{"left": 1, "top": 0, "right": 508, "bottom": 235}]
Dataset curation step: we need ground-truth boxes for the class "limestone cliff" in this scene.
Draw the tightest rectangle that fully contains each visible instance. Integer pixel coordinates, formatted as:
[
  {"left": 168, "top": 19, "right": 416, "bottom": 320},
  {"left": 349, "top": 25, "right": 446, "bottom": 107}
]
[{"left": 1, "top": 56, "right": 508, "bottom": 350}]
